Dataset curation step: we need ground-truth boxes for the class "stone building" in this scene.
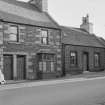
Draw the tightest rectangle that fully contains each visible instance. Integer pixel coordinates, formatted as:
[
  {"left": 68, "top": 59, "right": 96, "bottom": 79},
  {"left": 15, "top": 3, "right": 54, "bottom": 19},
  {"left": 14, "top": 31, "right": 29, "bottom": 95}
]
[
  {"left": 61, "top": 15, "right": 105, "bottom": 75},
  {"left": 0, "top": 0, "right": 62, "bottom": 80}
]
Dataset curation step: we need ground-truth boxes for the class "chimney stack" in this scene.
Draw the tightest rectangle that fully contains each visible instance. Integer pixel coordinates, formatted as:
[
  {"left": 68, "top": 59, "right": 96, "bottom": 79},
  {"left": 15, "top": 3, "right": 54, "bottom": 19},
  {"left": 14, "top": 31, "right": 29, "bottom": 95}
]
[
  {"left": 29, "top": 0, "right": 48, "bottom": 12},
  {"left": 80, "top": 14, "right": 93, "bottom": 34}
]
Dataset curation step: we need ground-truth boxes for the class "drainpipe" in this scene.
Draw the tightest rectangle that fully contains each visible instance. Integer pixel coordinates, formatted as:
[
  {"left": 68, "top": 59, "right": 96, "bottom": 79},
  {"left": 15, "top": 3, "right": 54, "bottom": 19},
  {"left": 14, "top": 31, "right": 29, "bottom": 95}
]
[{"left": 61, "top": 43, "right": 66, "bottom": 76}]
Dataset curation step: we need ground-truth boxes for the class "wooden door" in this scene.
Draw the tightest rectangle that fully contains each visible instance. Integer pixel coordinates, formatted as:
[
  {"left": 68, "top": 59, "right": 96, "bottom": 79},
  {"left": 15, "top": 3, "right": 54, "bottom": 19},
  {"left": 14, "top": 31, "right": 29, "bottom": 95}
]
[
  {"left": 83, "top": 53, "right": 89, "bottom": 71},
  {"left": 3, "top": 55, "right": 13, "bottom": 80},
  {"left": 17, "top": 55, "right": 26, "bottom": 80}
]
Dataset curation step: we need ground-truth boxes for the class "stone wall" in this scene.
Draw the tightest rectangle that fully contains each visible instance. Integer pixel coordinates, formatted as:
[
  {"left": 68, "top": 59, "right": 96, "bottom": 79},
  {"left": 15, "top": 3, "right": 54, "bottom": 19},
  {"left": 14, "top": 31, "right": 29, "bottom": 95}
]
[
  {"left": 0, "top": 22, "right": 3, "bottom": 72},
  {"left": 64, "top": 45, "right": 105, "bottom": 74},
  {"left": 2, "top": 21, "right": 62, "bottom": 80}
]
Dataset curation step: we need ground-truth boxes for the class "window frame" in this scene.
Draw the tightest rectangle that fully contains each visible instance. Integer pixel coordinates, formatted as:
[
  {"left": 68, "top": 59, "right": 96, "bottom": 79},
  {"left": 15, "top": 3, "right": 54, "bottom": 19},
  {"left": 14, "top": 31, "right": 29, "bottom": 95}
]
[
  {"left": 41, "top": 30, "right": 49, "bottom": 45},
  {"left": 38, "top": 53, "right": 55, "bottom": 73},
  {"left": 94, "top": 52, "right": 100, "bottom": 67},
  {"left": 8, "top": 25, "right": 19, "bottom": 42},
  {"left": 70, "top": 51, "right": 77, "bottom": 67}
]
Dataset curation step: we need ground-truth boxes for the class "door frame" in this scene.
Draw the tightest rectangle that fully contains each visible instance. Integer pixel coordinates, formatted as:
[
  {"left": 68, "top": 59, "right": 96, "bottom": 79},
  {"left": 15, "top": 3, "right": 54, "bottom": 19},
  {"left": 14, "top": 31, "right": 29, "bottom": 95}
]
[
  {"left": 3, "top": 54, "right": 13, "bottom": 80},
  {"left": 17, "top": 55, "right": 26, "bottom": 80},
  {"left": 82, "top": 52, "right": 89, "bottom": 71}
]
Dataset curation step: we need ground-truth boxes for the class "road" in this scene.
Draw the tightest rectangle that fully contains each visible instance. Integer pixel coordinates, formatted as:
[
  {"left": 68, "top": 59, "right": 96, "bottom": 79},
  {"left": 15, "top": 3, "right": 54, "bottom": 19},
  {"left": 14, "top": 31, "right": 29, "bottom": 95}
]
[{"left": 0, "top": 78, "right": 105, "bottom": 105}]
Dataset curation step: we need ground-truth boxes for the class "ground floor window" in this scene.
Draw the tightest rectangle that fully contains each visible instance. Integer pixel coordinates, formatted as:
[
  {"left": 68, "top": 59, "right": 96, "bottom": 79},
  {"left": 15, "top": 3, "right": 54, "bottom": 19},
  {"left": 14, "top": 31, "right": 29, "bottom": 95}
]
[
  {"left": 94, "top": 53, "right": 100, "bottom": 67},
  {"left": 38, "top": 53, "right": 55, "bottom": 73},
  {"left": 70, "top": 52, "right": 77, "bottom": 66}
]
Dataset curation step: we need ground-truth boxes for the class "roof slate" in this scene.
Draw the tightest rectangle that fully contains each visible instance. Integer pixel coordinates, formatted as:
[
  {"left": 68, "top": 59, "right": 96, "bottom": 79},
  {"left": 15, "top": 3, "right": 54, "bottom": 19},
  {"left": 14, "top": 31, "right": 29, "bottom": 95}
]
[
  {"left": 61, "top": 26, "right": 105, "bottom": 48},
  {"left": 96, "top": 37, "right": 105, "bottom": 47},
  {"left": 0, "top": 0, "right": 59, "bottom": 28}
]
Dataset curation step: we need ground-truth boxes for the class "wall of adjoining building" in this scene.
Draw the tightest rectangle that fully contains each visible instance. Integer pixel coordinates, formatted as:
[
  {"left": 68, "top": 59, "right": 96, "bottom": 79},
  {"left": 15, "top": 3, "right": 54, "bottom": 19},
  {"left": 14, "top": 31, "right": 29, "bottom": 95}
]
[{"left": 63, "top": 44, "right": 105, "bottom": 74}]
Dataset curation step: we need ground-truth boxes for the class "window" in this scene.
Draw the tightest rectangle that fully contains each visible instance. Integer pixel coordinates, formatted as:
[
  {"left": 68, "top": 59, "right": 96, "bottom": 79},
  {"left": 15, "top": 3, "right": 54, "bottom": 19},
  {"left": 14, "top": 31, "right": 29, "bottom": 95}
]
[
  {"left": 94, "top": 53, "right": 100, "bottom": 67},
  {"left": 9, "top": 25, "right": 18, "bottom": 42},
  {"left": 70, "top": 52, "right": 77, "bottom": 66},
  {"left": 38, "top": 54, "right": 55, "bottom": 72},
  {"left": 41, "top": 30, "right": 48, "bottom": 44}
]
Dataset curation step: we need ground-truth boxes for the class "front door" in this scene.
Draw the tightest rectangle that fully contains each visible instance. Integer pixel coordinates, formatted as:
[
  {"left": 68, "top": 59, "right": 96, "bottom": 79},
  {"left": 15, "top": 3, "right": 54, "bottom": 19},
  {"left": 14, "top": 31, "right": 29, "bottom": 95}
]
[
  {"left": 83, "top": 52, "right": 89, "bottom": 71},
  {"left": 3, "top": 55, "right": 13, "bottom": 80},
  {"left": 17, "top": 55, "right": 26, "bottom": 80}
]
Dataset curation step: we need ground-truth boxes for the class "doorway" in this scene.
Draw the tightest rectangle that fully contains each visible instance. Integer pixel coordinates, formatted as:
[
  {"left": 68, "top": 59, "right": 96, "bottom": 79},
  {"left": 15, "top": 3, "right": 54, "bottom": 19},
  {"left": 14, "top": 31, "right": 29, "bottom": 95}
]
[
  {"left": 3, "top": 55, "right": 13, "bottom": 80},
  {"left": 17, "top": 55, "right": 26, "bottom": 80},
  {"left": 83, "top": 52, "right": 89, "bottom": 71}
]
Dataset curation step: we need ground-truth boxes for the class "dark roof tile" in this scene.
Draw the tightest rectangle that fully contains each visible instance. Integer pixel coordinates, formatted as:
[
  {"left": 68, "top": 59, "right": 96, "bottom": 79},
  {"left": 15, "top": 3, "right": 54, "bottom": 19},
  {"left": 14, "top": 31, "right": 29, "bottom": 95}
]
[
  {"left": 0, "top": 0, "right": 59, "bottom": 28},
  {"left": 61, "top": 26, "right": 104, "bottom": 48}
]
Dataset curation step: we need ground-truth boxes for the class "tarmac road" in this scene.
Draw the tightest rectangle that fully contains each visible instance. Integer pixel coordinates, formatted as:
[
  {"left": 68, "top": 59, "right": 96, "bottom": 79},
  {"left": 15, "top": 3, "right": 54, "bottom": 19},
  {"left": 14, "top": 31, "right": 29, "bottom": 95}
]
[{"left": 0, "top": 77, "right": 105, "bottom": 105}]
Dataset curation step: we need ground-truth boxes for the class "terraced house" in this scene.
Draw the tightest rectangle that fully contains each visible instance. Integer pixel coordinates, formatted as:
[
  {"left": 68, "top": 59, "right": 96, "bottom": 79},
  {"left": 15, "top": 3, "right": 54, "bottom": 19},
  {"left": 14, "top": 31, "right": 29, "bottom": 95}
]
[
  {"left": 61, "top": 15, "right": 105, "bottom": 75},
  {"left": 0, "top": 0, "right": 62, "bottom": 80}
]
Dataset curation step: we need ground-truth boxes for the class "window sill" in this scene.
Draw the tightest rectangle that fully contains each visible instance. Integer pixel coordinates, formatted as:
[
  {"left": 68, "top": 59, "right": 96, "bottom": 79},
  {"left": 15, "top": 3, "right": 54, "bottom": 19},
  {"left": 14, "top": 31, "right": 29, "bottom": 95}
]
[
  {"left": 8, "top": 42, "right": 21, "bottom": 44},
  {"left": 4, "top": 41, "right": 25, "bottom": 45},
  {"left": 38, "top": 71, "right": 56, "bottom": 74},
  {"left": 70, "top": 65, "right": 78, "bottom": 68},
  {"left": 39, "top": 44, "right": 58, "bottom": 47}
]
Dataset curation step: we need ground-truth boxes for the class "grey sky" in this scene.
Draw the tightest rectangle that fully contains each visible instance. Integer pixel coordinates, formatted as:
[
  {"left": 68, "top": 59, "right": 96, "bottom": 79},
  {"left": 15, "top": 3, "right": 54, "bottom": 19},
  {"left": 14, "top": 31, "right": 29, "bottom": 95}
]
[{"left": 19, "top": 0, "right": 105, "bottom": 38}]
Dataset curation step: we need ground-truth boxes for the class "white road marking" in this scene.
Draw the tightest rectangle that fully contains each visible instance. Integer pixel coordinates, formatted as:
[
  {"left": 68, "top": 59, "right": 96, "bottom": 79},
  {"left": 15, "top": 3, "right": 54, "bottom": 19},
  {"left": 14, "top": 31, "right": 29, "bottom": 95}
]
[{"left": 0, "top": 76, "right": 105, "bottom": 91}]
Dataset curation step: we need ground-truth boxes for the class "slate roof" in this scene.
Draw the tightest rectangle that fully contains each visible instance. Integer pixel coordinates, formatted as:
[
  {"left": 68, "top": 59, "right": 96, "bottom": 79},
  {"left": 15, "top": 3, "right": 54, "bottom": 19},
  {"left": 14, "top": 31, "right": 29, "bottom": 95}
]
[
  {"left": 0, "top": 0, "right": 59, "bottom": 28},
  {"left": 96, "top": 37, "right": 105, "bottom": 46},
  {"left": 61, "top": 26, "right": 105, "bottom": 48}
]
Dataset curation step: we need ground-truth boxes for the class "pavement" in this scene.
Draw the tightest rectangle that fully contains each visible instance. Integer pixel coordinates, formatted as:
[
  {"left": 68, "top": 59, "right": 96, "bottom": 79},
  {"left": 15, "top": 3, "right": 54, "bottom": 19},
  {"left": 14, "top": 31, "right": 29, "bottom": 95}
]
[
  {"left": 0, "top": 71, "right": 105, "bottom": 91},
  {"left": 65, "top": 71, "right": 105, "bottom": 78}
]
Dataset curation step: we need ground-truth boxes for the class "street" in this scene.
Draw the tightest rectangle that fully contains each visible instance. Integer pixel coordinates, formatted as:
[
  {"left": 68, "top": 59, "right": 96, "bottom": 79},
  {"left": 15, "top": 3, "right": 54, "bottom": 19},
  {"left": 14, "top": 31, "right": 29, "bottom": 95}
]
[{"left": 0, "top": 78, "right": 105, "bottom": 105}]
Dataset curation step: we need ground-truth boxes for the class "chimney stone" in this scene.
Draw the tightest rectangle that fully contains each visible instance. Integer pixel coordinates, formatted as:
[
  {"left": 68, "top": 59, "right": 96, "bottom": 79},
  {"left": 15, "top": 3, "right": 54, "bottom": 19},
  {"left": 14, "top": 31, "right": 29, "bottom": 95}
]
[
  {"left": 80, "top": 14, "right": 93, "bottom": 34},
  {"left": 29, "top": 0, "right": 48, "bottom": 12}
]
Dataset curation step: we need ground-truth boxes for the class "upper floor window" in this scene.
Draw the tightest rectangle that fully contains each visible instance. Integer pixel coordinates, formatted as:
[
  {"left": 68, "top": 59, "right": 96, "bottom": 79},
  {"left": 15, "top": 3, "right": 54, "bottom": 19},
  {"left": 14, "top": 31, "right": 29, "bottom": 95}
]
[
  {"left": 9, "top": 25, "right": 18, "bottom": 42},
  {"left": 94, "top": 53, "right": 100, "bottom": 67},
  {"left": 41, "top": 30, "right": 48, "bottom": 45},
  {"left": 70, "top": 52, "right": 77, "bottom": 66}
]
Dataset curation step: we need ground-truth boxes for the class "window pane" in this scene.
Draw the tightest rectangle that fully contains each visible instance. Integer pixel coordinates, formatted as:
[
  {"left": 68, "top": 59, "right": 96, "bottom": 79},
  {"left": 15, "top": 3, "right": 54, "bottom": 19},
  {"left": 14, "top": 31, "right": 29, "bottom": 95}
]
[
  {"left": 50, "top": 55, "right": 54, "bottom": 61},
  {"left": 9, "top": 26, "right": 17, "bottom": 34},
  {"left": 39, "top": 62, "right": 42, "bottom": 71},
  {"left": 43, "top": 62, "right": 46, "bottom": 72},
  {"left": 42, "top": 38, "right": 47, "bottom": 44},
  {"left": 94, "top": 53, "right": 99, "bottom": 67},
  {"left": 70, "top": 52, "right": 77, "bottom": 66},
  {"left": 9, "top": 34, "right": 17, "bottom": 41},
  {"left": 51, "top": 62, "right": 54, "bottom": 72},
  {"left": 43, "top": 54, "right": 47, "bottom": 60},
  {"left": 38, "top": 54, "right": 43, "bottom": 61},
  {"left": 41, "top": 30, "right": 48, "bottom": 44},
  {"left": 38, "top": 54, "right": 55, "bottom": 73},
  {"left": 42, "top": 31, "right": 47, "bottom": 37},
  {"left": 71, "top": 52, "right": 76, "bottom": 56},
  {"left": 8, "top": 26, "right": 18, "bottom": 41}
]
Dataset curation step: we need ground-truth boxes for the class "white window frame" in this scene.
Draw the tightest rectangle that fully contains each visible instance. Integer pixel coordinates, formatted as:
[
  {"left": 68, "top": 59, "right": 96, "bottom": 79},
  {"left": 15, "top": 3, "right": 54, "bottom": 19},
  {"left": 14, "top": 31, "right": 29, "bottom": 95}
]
[
  {"left": 41, "top": 30, "right": 48, "bottom": 45},
  {"left": 8, "top": 25, "right": 18, "bottom": 42}
]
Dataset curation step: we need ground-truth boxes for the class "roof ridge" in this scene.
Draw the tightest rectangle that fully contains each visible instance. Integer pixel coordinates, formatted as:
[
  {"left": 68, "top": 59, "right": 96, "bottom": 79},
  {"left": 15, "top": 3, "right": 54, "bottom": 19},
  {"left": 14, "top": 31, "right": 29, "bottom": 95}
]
[
  {"left": 62, "top": 26, "right": 105, "bottom": 48},
  {"left": 1, "top": 0, "right": 40, "bottom": 12},
  {"left": 61, "top": 25, "right": 89, "bottom": 35}
]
